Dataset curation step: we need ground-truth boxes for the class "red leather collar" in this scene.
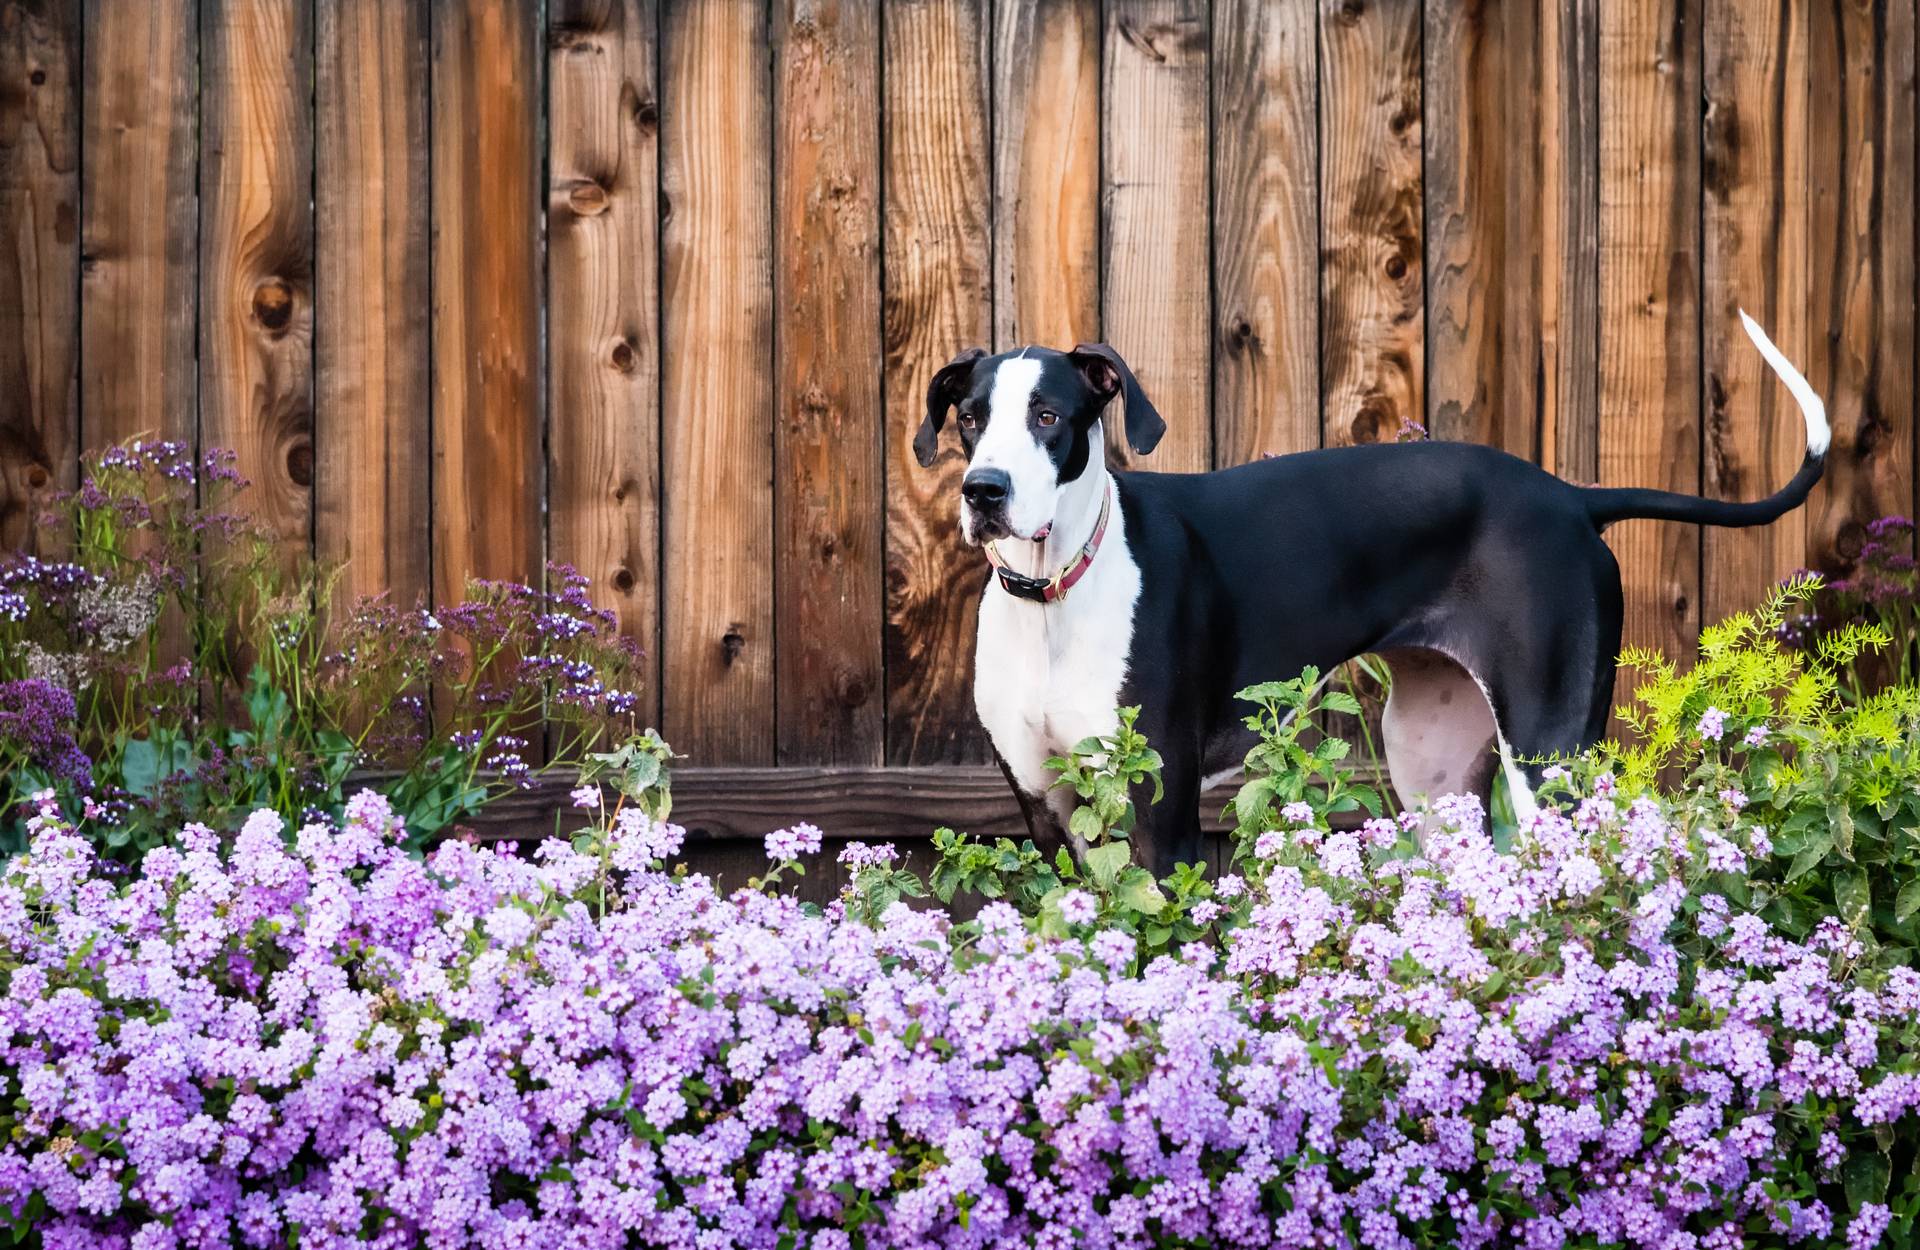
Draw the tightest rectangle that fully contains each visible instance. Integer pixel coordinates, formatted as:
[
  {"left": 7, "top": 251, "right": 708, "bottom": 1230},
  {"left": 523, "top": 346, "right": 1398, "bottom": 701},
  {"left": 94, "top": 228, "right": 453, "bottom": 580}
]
[{"left": 983, "top": 482, "right": 1112, "bottom": 604}]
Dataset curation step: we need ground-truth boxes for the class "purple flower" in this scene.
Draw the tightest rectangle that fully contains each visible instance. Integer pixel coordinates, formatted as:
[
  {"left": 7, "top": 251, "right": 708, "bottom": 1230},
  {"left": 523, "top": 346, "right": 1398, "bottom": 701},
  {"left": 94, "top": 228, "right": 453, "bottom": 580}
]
[
  {"left": 764, "top": 822, "right": 824, "bottom": 862},
  {"left": 0, "top": 678, "right": 92, "bottom": 787},
  {"left": 1698, "top": 706, "right": 1727, "bottom": 741},
  {"left": 1057, "top": 889, "right": 1098, "bottom": 925}
]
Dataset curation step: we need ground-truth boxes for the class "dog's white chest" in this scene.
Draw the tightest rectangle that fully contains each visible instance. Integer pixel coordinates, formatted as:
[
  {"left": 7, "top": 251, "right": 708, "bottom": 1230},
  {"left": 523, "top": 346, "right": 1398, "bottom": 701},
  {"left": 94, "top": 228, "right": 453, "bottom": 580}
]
[{"left": 973, "top": 528, "right": 1142, "bottom": 812}]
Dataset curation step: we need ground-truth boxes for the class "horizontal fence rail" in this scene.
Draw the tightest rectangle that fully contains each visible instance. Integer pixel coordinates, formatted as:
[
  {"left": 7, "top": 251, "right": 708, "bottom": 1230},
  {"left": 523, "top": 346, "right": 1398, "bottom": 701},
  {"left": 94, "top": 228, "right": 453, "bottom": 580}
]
[{"left": 1, "top": 0, "right": 1914, "bottom": 841}]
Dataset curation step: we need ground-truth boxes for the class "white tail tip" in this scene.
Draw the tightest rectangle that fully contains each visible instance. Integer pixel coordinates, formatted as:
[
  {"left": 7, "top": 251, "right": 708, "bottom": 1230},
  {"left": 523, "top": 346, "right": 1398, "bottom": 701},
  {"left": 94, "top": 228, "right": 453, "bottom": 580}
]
[{"left": 1738, "top": 308, "right": 1830, "bottom": 458}]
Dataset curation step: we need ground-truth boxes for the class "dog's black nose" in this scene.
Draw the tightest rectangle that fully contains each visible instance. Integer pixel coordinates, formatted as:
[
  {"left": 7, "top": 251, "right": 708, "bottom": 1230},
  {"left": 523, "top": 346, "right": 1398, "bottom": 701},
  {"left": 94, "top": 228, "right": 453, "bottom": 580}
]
[{"left": 961, "top": 468, "right": 1011, "bottom": 509}]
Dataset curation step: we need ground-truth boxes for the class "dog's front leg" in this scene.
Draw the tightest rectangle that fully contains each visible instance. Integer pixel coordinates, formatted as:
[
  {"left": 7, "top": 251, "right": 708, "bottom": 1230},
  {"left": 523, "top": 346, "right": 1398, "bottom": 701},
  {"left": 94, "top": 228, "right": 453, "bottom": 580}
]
[
  {"left": 994, "top": 751, "right": 1071, "bottom": 859},
  {"left": 1129, "top": 737, "right": 1205, "bottom": 878}
]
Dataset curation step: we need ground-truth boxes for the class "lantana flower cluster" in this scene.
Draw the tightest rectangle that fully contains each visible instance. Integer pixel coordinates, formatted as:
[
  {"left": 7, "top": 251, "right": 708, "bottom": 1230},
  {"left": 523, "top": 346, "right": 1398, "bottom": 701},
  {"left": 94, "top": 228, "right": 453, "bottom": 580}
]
[{"left": 4, "top": 776, "right": 1916, "bottom": 1249}]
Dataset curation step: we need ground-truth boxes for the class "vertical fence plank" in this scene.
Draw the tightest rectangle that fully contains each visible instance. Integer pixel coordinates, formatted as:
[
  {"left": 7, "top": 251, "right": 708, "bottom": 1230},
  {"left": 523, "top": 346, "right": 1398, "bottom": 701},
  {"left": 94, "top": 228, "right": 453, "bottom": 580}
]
[
  {"left": 432, "top": 1, "right": 543, "bottom": 601},
  {"left": 1701, "top": 0, "right": 1808, "bottom": 626},
  {"left": 81, "top": 0, "right": 197, "bottom": 453},
  {"left": 773, "top": 0, "right": 883, "bottom": 765},
  {"left": 882, "top": 0, "right": 990, "bottom": 766},
  {"left": 1103, "top": 0, "right": 1209, "bottom": 471},
  {"left": 993, "top": 0, "right": 1098, "bottom": 354},
  {"left": 661, "top": 0, "right": 774, "bottom": 764},
  {"left": 1319, "top": 0, "right": 1422, "bottom": 447},
  {"left": 1211, "top": 0, "right": 1317, "bottom": 465},
  {"left": 0, "top": 0, "right": 78, "bottom": 549},
  {"left": 201, "top": 0, "right": 313, "bottom": 565},
  {"left": 316, "top": 0, "right": 429, "bottom": 611},
  {"left": 1535, "top": 0, "right": 1600, "bottom": 483},
  {"left": 1806, "top": 0, "right": 1914, "bottom": 574},
  {"left": 1423, "top": 0, "right": 1510, "bottom": 450},
  {"left": 1598, "top": 0, "right": 1701, "bottom": 686},
  {"left": 1424, "top": 1, "right": 1599, "bottom": 468},
  {"left": 549, "top": 0, "right": 662, "bottom": 727}
]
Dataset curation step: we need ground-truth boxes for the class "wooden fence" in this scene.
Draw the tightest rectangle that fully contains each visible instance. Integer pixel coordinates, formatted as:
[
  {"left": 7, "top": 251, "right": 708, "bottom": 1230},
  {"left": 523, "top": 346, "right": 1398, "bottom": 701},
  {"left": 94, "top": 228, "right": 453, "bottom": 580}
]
[{"left": 1, "top": 0, "right": 1914, "bottom": 825}]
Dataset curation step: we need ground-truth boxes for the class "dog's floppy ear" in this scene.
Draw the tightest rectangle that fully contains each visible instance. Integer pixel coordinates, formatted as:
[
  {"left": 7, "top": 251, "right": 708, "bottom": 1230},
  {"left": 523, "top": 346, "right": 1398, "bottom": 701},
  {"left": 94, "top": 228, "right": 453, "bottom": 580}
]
[
  {"left": 916, "top": 347, "right": 986, "bottom": 468},
  {"left": 1069, "top": 343, "right": 1165, "bottom": 456}
]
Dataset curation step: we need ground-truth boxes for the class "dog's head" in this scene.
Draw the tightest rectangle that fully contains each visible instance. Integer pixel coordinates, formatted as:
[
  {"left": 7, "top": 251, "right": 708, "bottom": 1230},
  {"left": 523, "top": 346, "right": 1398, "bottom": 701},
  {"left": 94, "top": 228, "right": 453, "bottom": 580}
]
[{"left": 914, "top": 344, "right": 1165, "bottom": 545}]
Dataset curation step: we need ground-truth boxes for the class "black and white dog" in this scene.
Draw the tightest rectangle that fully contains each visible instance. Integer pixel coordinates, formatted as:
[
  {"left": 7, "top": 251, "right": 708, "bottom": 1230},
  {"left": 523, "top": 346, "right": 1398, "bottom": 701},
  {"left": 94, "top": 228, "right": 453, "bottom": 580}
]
[{"left": 915, "top": 314, "right": 1828, "bottom": 872}]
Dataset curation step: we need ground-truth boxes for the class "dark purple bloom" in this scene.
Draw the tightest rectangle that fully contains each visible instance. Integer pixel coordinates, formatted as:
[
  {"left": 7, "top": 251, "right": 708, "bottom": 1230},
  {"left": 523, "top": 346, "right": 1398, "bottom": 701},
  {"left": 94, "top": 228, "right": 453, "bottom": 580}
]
[{"left": 0, "top": 678, "right": 92, "bottom": 786}]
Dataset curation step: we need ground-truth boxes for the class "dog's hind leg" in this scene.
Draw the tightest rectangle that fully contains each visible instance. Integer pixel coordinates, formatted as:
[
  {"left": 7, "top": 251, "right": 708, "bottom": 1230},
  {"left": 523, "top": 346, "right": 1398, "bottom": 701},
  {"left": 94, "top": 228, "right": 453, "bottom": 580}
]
[{"left": 1378, "top": 647, "right": 1501, "bottom": 816}]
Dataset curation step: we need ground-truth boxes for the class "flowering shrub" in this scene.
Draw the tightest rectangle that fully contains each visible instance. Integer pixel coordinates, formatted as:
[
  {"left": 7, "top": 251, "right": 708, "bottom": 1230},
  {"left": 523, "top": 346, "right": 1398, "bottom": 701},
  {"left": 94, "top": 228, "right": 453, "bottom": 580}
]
[
  {"left": 1603, "top": 578, "right": 1920, "bottom": 959},
  {"left": 0, "top": 441, "right": 644, "bottom": 856},
  {"left": 7, "top": 748, "right": 1920, "bottom": 1246}
]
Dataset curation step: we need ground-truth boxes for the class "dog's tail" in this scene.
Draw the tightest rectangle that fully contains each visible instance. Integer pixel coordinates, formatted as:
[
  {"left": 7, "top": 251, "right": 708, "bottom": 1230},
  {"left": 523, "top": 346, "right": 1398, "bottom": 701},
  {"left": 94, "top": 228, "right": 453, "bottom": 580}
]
[{"left": 1581, "top": 310, "right": 1827, "bottom": 531}]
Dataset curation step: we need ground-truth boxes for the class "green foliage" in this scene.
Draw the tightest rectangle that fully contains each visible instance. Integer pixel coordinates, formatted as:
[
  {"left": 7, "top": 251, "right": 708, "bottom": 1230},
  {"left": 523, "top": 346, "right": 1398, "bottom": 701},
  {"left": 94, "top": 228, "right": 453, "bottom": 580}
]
[
  {"left": 1599, "top": 576, "right": 1920, "bottom": 959},
  {"left": 1, "top": 440, "right": 645, "bottom": 857},
  {"left": 1045, "top": 705, "right": 1163, "bottom": 847},
  {"left": 1224, "top": 667, "right": 1383, "bottom": 849},
  {"left": 580, "top": 731, "right": 676, "bottom": 823}
]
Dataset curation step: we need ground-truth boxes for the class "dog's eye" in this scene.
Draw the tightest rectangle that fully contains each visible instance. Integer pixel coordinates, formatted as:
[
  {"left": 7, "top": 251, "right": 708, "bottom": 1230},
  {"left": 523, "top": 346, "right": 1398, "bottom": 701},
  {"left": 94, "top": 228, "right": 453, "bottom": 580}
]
[
  {"left": 958, "top": 411, "right": 979, "bottom": 430},
  {"left": 1035, "top": 410, "right": 1059, "bottom": 428}
]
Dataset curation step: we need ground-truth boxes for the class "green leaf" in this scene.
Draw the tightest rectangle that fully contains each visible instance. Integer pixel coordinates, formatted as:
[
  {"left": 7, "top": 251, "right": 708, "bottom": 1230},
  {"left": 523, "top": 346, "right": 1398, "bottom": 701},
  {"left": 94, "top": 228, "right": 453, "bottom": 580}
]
[
  {"left": 1894, "top": 878, "right": 1920, "bottom": 925},
  {"left": 1843, "top": 1150, "right": 1891, "bottom": 1213},
  {"left": 1830, "top": 800, "right": 1857, "bottom": 860},
  {"left": 1114, "top": 867, "right": 1167, "bottom": 915},
  {"left": 1835, "top": 867, "right": 1872, "bottom": 931},
  {"left": 119, "top": 737, "right": 161, "bottom": 798},
  {"left": 1785, "top": 831, "right": 1833, "bottom": 883},
  {"left": 1084, "top": 842, "right": 1132, "bottom": 892},
  {"left": 1319, "top": 691, "right": 1363, "bottom": 717}
]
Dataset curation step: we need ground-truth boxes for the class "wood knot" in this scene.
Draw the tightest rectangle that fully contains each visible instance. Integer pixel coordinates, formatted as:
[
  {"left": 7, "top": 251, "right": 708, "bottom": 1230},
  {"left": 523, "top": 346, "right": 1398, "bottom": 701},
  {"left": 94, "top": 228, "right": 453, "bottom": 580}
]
[
  {"left": 632, "top": 94, "right": 659, "bottom": 132},
  {"left": 610, "top": 338, "right": 638, "bottom": 373},
  {"left": 720, "top": 629, "right": 746, "bottom": 666},
  {"left": 611, "top": 566, "right": 637, "bottom": 593},
  {"left": 1384, "top": 253, "right": 1408, "bottom": 281},
  {"left": 252, "top": 279, "right": 295, "bottom": 334},
  {"left": 817, "top": 532, "right": 838, "bottom": 561},
  {"left": 26, "top": 465, "right": 49, "bottom": 490},
  {"left": 799, "top": 383, "right": 831, "bottom": 418},
  {"left": 1337, "top": 0, "right": 1365, "bottom": 23},
  {"left": 30, "top": 70, "right": 46, "bottom": 87},
  {"left": 1117, "top": 21, "right": 1168, "bottom": 63},
  {"left": 1836, "top": 519, "right": 1868, "bottom": 562},
  {"left": 837, "top": 670, "right": 869, "bottom": 708},
  {"left": 1351, "top": 396, "right": 1396, "bottom": 444},
  {"left": 568, "top": 179, "right": 610, "bottom": 216},
  {"left": 285, "top": 440, "right": 314, "bottom": 488}
]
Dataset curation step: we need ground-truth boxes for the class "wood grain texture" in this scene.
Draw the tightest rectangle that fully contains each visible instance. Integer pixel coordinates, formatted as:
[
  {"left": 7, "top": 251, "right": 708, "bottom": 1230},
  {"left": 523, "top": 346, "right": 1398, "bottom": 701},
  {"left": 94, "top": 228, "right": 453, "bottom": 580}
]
[
  {"left": 772, "top": 0, "right": 884, "bottom": 765},
  {"left": 1424, "top": 0, "right": 1600, "bottom": 469},
  {"left": 432, "top": 0, "right": 543, "bottom": 601},
  {"left": 459, "top": 764, "right": 1251, "bottom": 843},
  {"left": 316, "top": 0, "right": 429, "bottom": 611},
  {"left": 1423, "top": 0, "right": 1511, "bottom": 450},
  {"left": 1319, "top": 0, "right": 1422, "bottom": 448},
  {"left": 882, "top": 0, "right": 991, "bottom": 765},
  {"left": 1598, "top": 0, "right": 1702, "bottom": 684},
  {"left": 1103, "top": 0, "right": 1210, "bottom": 471},
  {"left": 80, "top": 0, "right": 196, "bottom": 452},
  {"left": 1534, "top": 0, "right": 1601, "bottom": 482},
  {"left": 992, "top": 0, "right": 1099, "bottom": 354},
  {"left": 1701, "top": 0, "right": 1809, "bottom": 627},
  {"left": 1805, "top": 0, "right": 1914, "bottom": 576},
  {"left": 201, "top": 0, "right": 314, "bottom": 566},
  {"left": 1211, "top": 0, "right": 1318, "bottom": 465},
  {"left": 548, "top": 0, "right": 662, "bottom": 727},
  {"left": 0, "top": 0, "right": 78, "bottom": 550},
  {"left": 660, "top": 0, "right": 774, "bottom": 763}
]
